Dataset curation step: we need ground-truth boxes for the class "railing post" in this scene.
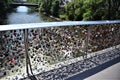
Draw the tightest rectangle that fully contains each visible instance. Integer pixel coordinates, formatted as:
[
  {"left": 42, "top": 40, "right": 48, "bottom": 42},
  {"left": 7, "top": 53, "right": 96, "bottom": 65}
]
[
  {"left": 82, "top": 26, "right": 90, "bottom": 59},
  {"left": 118, "top": 25, "right": 120, "bottom": 50},
  {"left": 115, "top": 24, "right": 120, "bottom": 49},
  {"left": 85, "top": 26, "right": 91, "bottom": 59},
  {"left": 24, "top": 29, "right": 37, "bottom": 79},
  {"left": 24, "top": 29, "right": 29, "bottom": 76},
  {"left": 112, "top": 24, "right": 119, "bottom": 49}
]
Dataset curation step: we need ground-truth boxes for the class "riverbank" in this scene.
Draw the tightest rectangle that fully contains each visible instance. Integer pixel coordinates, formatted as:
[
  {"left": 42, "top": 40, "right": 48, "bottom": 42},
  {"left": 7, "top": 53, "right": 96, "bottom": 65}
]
[{"left": 42, "top": 12, "right": 63, "bottom": 21}]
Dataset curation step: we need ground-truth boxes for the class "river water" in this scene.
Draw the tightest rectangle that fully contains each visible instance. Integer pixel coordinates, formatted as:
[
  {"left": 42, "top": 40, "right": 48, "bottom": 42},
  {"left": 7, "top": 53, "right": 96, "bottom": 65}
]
[{"left": 6, "top": 6, "right": 56, "bottom": 24}]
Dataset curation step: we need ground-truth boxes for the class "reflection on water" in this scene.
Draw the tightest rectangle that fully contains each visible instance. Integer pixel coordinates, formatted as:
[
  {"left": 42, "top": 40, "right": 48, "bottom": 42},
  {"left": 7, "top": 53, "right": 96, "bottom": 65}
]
[
  {"left": 16, "top": 6, "right": 28, "bottom": 13},
  {"left": 7, "top": 12, "right": 43, "bottom": 24},
  {"left": 7, "top": 6, "right": 56, "bottom": 24}
]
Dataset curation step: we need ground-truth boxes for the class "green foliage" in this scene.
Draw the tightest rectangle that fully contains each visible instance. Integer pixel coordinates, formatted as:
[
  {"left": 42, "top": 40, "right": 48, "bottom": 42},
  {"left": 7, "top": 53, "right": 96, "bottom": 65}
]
[
  {"left": 74, "top": 0, "right": 84, "bottom": 20},
  {"left": 38, "top": 0, "right": 54, "bottom": 14},
  {"left": 59, "top": 14, "right": 67, "bottom": 20},
  {"left": 38, "top": 0, "right": 61, "bottom": 17},
  {"left": 51, "top": 0, "right": 60, "bottom": 17},
  {"left": 0, "top": 0, "right": 12, "bottom": 24},
  {"left": 83, "top": 10, "right": 92, "bottom": 21},
  {"left": 27, "top": 0, "right": 120, "bottom": 20},
  {"left": 64, "top": 0, "right": 120, "bottom": 20},
  {"left": 65, "top": 2, "right": 75, "bottom": 20},
  {"left": 27, "top": 0, "right": 39, "bottom": 3},
  {"left": 0, "top": 0, "right": 11, "bottom": 12}
]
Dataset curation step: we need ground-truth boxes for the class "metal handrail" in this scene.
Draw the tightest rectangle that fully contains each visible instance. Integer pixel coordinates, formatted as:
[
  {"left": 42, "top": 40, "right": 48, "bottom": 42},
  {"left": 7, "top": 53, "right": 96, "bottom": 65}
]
[{"left": 0, "top": 20, "right": 120, "bottom": 31}]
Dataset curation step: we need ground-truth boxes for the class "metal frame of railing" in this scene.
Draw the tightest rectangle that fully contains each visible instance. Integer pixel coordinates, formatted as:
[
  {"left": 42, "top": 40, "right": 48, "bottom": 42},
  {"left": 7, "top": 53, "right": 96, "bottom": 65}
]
[
  {"left": 0, "top": 20, "right": 120, "bottom": 80},
  {"left": 0, "top": 20, "right": 120, "bottom": 31}
]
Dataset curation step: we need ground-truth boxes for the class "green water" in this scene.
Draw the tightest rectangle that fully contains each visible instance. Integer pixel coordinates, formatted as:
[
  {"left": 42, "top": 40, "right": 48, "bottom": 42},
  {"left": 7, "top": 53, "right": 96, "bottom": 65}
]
[{"left": 5, "top": 6, "right": 56, "bottom": 24}]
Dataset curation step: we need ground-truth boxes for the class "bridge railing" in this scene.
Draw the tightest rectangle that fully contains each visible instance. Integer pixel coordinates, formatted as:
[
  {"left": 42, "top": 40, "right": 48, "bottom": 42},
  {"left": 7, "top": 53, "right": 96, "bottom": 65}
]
[
  {"left": 0, "top": 20, "right": 120, "bottom": 79},
  {"left": 11, "top": 2, "right": 39, "bottom": 7}
]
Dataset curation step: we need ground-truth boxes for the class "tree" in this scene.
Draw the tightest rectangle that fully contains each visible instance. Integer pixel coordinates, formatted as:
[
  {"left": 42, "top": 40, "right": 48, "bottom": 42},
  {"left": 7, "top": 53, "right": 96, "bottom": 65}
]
[
  {"left": 74, "top": 0, "right": 84, "bottom": 20},
  {"left": 106, "top": 0, "right": 120, "bottom": 19},
  {"left": 83, "top": 9, "right": 93, "bottom": 21},
  {"left": 27, "top": 0, "right": 120, "bottom": 20},
  {"left": 51, "top": 0, "right": 60, "bottom": 17},
  {"left": 39, "top": 0, "right": 53, "bottom": 14},
  {"left": 0, "top": 0, "right": 12, "bottom": 24},
  {"left": 65, "top": 2, "right": 75, "bottom": 20}
]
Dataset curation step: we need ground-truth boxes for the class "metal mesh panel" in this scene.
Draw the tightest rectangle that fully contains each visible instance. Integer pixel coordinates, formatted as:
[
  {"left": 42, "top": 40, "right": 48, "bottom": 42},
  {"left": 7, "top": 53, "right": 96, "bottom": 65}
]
[{"left": 0, "top": 21, "right": 120, "bottom": 80}]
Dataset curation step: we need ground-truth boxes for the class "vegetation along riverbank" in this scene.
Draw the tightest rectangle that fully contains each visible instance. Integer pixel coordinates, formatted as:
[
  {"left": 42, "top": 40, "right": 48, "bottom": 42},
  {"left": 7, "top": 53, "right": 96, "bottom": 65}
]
[
  {"left": 27, "top": 0, "right": 120, "bottom": 21},
  {"left": 0, "top": 0, "right": 12, "bottom": 24}
]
